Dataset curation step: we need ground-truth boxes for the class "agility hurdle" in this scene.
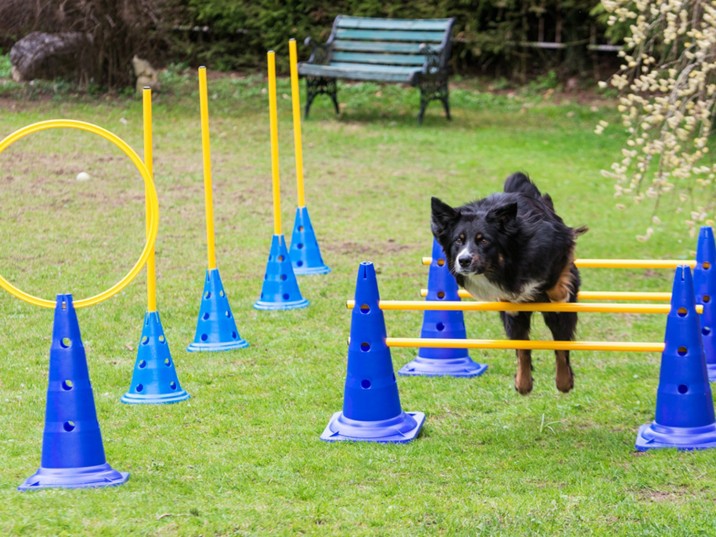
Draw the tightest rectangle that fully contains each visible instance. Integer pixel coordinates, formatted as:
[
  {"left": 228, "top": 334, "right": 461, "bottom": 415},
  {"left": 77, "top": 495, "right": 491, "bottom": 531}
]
[
  {"left": 420, "top": 289, "right": 673, "bottom": 301},
  {"left": 421, "top": 257, "right": 698, "bottom": 269}
]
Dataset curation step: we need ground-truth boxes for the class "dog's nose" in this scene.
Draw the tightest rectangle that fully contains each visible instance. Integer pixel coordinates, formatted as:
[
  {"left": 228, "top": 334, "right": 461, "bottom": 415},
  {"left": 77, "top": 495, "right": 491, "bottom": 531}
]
[{"left": 458, "top": 255, "right": 471, "bottom": 268}]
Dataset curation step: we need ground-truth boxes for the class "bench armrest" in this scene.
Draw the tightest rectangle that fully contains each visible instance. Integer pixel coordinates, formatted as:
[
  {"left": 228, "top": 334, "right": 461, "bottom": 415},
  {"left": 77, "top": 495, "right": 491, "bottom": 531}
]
[
  {"left": 419, "top": 43, "right": 445, "bottom": 75},
  {"left": 304, "top": 36, "right": 331, "bottom": 65}
]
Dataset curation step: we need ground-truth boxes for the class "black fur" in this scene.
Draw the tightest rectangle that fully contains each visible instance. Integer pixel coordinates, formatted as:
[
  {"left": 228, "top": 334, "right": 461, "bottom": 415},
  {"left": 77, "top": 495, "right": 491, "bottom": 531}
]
[{"left": 431, "top": 172, "right": 588, "bottom": 394}]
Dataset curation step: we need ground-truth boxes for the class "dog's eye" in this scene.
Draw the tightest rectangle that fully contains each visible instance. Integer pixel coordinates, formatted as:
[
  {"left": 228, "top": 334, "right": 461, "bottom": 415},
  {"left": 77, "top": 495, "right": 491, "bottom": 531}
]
[
  {"left": 456, "top": 233, "right": 466, "bottom": 245},
  {"left": 475, "top": 234, "right": 489, "bottom": 246}
]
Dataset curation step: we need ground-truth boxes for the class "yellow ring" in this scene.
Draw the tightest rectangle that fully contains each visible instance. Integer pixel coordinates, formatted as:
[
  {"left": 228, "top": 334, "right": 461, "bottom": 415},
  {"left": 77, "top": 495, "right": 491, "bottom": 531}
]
[{"left": 0, "top": 119, "right": 159, "bottom": 308}]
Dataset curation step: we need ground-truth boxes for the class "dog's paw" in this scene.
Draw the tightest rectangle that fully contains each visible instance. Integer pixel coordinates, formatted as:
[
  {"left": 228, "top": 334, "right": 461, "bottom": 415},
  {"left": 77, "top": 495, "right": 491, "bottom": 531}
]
[{"left": 514, "top": 373, "right": 533, "bottom": 395}]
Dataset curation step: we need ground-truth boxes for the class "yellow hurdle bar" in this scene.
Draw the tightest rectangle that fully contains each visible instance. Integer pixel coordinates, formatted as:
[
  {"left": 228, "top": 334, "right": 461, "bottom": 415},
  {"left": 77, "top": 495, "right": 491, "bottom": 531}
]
[
  {"left": 421, "top": 257, "right": 697, "bottom": 269},
  {"left": 142, "top": 88, "right": 158, "bottom": 312},
  {"left": 198, "top": 66, "right": 218, "bottom": 270},
  {"left": 267, "top": 51, "right": 283, "bottom": 236},
  {"left": 385, "top": 337, "right": 665, "bottom": 353},
  {"left": 419, "top": 289, "right": 673, "bottom": 301},
  {"left": 288, "top": 39, "right": 306, "bottom": 208},
  {"left": 346, "top": 300, "right": 702, "bottom": 314}
]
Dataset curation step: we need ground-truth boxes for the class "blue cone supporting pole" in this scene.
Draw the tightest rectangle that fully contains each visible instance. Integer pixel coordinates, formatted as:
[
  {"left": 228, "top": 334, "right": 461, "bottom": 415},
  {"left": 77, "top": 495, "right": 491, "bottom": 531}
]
[
  {"left": 289, "top": 206, "right": 330, "bottom": 275},
  {"left": 255, "top": 234, "right": 309, "bottom": 310},
  {"left": 19, "top": 294, "right": 129, "bottom": 491},
  {"left": 636, "top": 266, "right": 716, "bottom": 451},
  {"left": 122, "top": 311, "right": 190, "bottom": 404},
  {"left": 321, "top": 262, "right": 425, "bottom": 443},
  {"left": 400, "top": 238, "right": 488, "bottom": 377},
  {"left": 694, "top": 226, "right": 716, "bottom": 381},
  {"left": 188, "top": 268, "right": 249, "bottom": 352}
]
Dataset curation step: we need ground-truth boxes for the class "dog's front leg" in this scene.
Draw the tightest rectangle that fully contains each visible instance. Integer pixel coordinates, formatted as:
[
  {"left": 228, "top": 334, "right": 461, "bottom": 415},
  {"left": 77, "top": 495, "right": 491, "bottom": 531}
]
[
  {"left": 515, "top": 349, "right": 533, "bottom": 394},
  {"left": 501, "top": 311, "right": 533, "bottom": 394}
]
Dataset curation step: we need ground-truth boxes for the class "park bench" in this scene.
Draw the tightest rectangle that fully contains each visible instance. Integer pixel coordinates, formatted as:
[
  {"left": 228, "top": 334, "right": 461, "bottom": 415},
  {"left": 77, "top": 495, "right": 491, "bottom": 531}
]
[{"left": 298, "top": 16, "right": 455, "bottom": 123}]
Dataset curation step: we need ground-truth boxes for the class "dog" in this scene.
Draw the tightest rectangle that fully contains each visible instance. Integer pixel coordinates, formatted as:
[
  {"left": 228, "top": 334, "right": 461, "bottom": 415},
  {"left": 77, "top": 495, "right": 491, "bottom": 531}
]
[{"left": 430, "top": 172, "right": 588, "bottom": 394}]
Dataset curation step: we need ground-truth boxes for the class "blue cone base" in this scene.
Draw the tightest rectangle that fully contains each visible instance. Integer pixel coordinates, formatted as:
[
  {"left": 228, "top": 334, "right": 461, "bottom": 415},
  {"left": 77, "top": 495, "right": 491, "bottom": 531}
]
[
  {"left": 189, "top": 268, "right": 249, "bottom": 352},
  {"left": 187, "top": 339, "right": 250, "bottom": 352},
  {"left": 709, "top": 363, "right": 716, "bottom": 383},
  {"left": 19, "top": 463, "right": 129, "bottom": 491},
  {"left": 636, "top": 422, "right": 716, "bottom": 451},
  {"left": 254, "top": 297, "right": 309, "bottom": 311},
  {"left": 399, "top": 356, "right": 488, "bottom": 377},
  {"left": 320, "top": 411, "right": 425, "bottom": 443},
  {"left": 121, "top": 390, "right": 190, "bottom": 405},
  {"left": 289, "top": 207, "right": 330, "bottom": 275},
  {"left": 293, "top": 265, "right": 331, "bottom": 276}
]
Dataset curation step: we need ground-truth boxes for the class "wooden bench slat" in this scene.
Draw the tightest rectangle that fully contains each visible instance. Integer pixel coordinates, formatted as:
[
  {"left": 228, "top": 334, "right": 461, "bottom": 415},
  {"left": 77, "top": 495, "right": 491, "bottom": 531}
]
[
  {"left": 336, "top": 16, "right": 453, "bottom": 32},
  {"left": 335, "top": 28, "right": 446, "bottom": 43},
  {"left": 298, "top": 63, "right": 416, "bottom": 82},
  {"left": 333, "top": 40, "right": 435, "bottom": 54},
  {"left": 331, "top": 51, "right": 426, "bottom": 66}
]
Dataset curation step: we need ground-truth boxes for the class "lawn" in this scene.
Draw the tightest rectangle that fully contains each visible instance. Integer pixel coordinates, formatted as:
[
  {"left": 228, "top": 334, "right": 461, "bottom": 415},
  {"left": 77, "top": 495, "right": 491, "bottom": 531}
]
[{"left": 0, "top": 70, "right": 714, "bottom": 536}]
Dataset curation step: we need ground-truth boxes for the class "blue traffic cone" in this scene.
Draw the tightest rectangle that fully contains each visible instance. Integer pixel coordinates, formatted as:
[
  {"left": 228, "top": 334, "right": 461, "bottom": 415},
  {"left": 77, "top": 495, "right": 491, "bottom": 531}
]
[
  {"left": 289, "top": 206, "right": 330, "bottom": 275},
  {"left": 321, "top": 262, "right": 425, "bottom": 443},
  {"left": 19, "top": 294, "right": 129, "bottom": 490},
  {"left": 122, "top": 311, "right": 190, "bottom": 404},
  {"left": 188, "top": 268, "right": 249, "bottom": 352},
  {"left": 255, "top": 234, "right": 309, "bottom": 310},
  {"left": 635, "top": 266, "right": 716, "bottom": 451},
  {"left": 400, "top": 238, "right": 488, "bottom": 377},
  {"left": 694, "top": 226, "right": 716, "bottom": 381}
]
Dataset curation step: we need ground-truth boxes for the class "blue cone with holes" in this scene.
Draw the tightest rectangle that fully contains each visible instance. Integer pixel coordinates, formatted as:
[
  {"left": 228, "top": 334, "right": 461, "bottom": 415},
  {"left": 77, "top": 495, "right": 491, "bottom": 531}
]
[
  {"left": 188, "top": 268, "right": 249, "bottom": 352},
  {"left": 289, "top": 206, "right": 330, "bottom": 275},
  {"left": 255, "top": 234, "right": 309, "bottom": 310},
  {"left": 122, "top": 311, "right": 190, "bottom": 404},
  {"left": 19, "top": 294, "right": 129, "bottom": 491},
  {"left": 321, "top": 262, "right": 425, "bottom": 443},
  {"left": 694, "top": 226, "right": 716, "bottom": 381},
  {"left": 636, "top": 266, "right": 716, "bottom": 451},
  {"left": 400, "top": 238, "right": 488, "bottom": 377}
]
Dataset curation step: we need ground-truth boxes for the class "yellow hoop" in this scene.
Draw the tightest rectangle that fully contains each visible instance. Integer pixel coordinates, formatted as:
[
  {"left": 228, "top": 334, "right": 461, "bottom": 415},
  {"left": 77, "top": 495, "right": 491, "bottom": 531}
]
[{"left": 0, "top": 119, "right": 159, "bottom": 308}]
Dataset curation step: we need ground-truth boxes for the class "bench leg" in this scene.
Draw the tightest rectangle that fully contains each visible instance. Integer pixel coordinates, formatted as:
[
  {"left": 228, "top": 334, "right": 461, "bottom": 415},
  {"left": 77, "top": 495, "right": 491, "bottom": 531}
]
[
  {"left": 305, "top": 77, "right": 340, "bottom": 118},
  {"left": 418, "top": 77, "right": 450, "bottom": 124}
]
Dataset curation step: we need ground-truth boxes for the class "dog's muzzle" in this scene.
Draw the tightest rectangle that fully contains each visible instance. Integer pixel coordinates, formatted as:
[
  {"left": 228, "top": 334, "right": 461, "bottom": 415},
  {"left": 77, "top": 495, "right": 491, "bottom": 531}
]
[{"left": 455, "top": 252, "right": 484, "bottom": 275}]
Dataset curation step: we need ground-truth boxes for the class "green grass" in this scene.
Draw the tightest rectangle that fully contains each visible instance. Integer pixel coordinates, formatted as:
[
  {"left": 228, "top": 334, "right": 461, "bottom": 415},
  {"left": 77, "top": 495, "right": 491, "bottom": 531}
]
[{"left": 0, "top": 72, "right": 714, "bottom": 536}]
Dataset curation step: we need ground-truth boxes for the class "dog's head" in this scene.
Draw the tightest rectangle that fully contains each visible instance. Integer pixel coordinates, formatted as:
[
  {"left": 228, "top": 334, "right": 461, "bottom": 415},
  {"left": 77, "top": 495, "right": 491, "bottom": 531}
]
[{"left": 431, "top": 196, "right": 518, "bottom": 278}]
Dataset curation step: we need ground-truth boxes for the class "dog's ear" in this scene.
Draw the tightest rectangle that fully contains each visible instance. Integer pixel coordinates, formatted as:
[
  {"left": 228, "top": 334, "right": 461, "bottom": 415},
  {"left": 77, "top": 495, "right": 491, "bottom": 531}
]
[
  {"left": 431, "top": 197, "right": 459, "bottom": 238},
  {"left": 486, "top": 202, "right": 518, "bottom": 229}
]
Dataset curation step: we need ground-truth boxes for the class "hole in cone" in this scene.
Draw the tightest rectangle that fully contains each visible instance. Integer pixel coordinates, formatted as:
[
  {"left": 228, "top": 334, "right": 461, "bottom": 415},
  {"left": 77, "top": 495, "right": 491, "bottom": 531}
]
[
  {"left": 678, "top": 346, "right": 688, "bottom": 356},
  {"left": 139, "top": 360, "right": 147, "bottom": 368},
  {"left": 205, "top": 291, "right": 212, "bottom": 299},
  {"left": 278, "top": 255, "right": 285, "bottom": 262},
  {"left": 170, "top": 382, "right": 177, "bottom": 390},
  {"left": 201, "top": 334, "right": 208, "bottom": 342},
  {"left": 281, "top": 274, "right": 288, "bottom": 281},
  {"left": 704, "top": 295, "right": 712, "bottom": 303},
  {"left": 436, "top": 322, "right": 445, "bottom": 331},
  {"left": 283, "top": 293, "right": 290, "bottom": 300},
  {"left": 704, "top": 326, "right": 712, "bottom": 336},
  {"left": 141, "top": 336, "right": 149, "bottom": 345},
  {"left": 704, "top": 262, "right": 712, "bottom": 270},
  {"left": 136, "top": 384, "right": 144, "bottom": 392},
  {"left": 296, "top": 261, "right": 304, "bottom": 267},
  {"left": 202, "top": 313, "right": 210, "bottom": 320},
  {"left": 437, "top": 258, "right": 445, "bottom": 266},
  {"left": 159, "top": 335, "right": 165, "bottom": 343},
  {"left": 299, "top": 226, "right": 304, "bottom": 232},
  {"left": 678, "top": 384, "right": 689, "bottom": 394},
  {"left": 677, "top": 307, "right": 688, "bottom": 317},
  {"left": 360, "top": 379, "right": 371, "bottom": 389},
  {"left": 225, "top": 311, "right": 232, "bottom": 318},
  {"left": 60, "top": 337, "right": 72, "bottom": 349},
  {"left": 220, "top": 290, "right": 225, "bottom": 297},
  {"left": 232, "top": 331, "right": 238, "bottom": 339},
  {"left": 63, "top": 421, "right": 76, "bottom": 432},
  {"left": 61, "top": 380, "right": 73, "bottom": 390},
  {"left": 360, "top": 342, "right": 371, "bottom": 352},
  {"left": 297, "top": 243, "right": 304, "bottom": 249},
  {"left": 359, "top": 303, "right": 370, "bottom": 314},
  {"left": 164, "top": 358, "right": 171, "bottom": 367},
  {"left": 437, "top": 291, "right": 446, "bottom": 300}
]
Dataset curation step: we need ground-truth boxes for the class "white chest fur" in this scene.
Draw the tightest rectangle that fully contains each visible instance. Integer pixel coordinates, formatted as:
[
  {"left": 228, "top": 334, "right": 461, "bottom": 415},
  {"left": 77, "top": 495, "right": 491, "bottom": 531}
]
[{"left": 462, "top": 274, "right": 544, "bottom": 304}]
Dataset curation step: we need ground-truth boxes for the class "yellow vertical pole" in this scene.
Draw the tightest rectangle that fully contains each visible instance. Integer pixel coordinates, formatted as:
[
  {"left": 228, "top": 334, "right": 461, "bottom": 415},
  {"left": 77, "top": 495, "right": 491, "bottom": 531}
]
[
  {"left": 267, "top": 51, "right": 282, "bottom": 236},
  {"left": 198, "top": 66, "right": 218, "bottom": 270},
  {"left": 142, "top": 87, "right": 158, "bottom": 312},
  {"left": 288, "top": 39, "right": 306, "bottom": 208}
]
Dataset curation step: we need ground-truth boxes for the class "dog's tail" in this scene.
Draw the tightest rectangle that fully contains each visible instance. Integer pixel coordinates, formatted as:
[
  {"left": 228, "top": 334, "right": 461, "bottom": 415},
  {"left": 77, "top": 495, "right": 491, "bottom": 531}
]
[{"left": 504, "top": 172, "right": 542, "bottom": 199}]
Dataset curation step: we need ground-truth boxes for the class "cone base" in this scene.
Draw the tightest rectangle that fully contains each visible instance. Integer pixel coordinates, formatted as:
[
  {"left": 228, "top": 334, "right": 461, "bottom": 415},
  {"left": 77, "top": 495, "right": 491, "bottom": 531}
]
[
  {"left": 18, "top": 463, "right": 129, "bottom": 491},
  {"left": 254, "top": 298, "right": 309, "bottom": 311},
  {"left": 399, "top": 356, "right": 488, "bottom": 378},
  {"left": 635, "top": 421, "right": 716, "bottom": 451},
  {"left": 187, "top": 338, "right": 249, "bottom": 352},
  {"left": 293, "top": 264, "right": 331, "bottom": 276},
  {"left": 708, "top": 363, "right": 716, "bottom": 383},
  {"left": 320, "top": 411, "right": 425, "bottom": 443},
  {"left": 120, "top": 390, "right": 190, "bottom": 405}
]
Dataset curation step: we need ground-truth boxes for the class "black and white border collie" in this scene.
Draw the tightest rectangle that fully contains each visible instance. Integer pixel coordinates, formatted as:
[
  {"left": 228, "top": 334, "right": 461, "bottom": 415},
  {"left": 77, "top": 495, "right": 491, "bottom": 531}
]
[{"left": 431, "top": 173, "right": 588, "bottom": 394}]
